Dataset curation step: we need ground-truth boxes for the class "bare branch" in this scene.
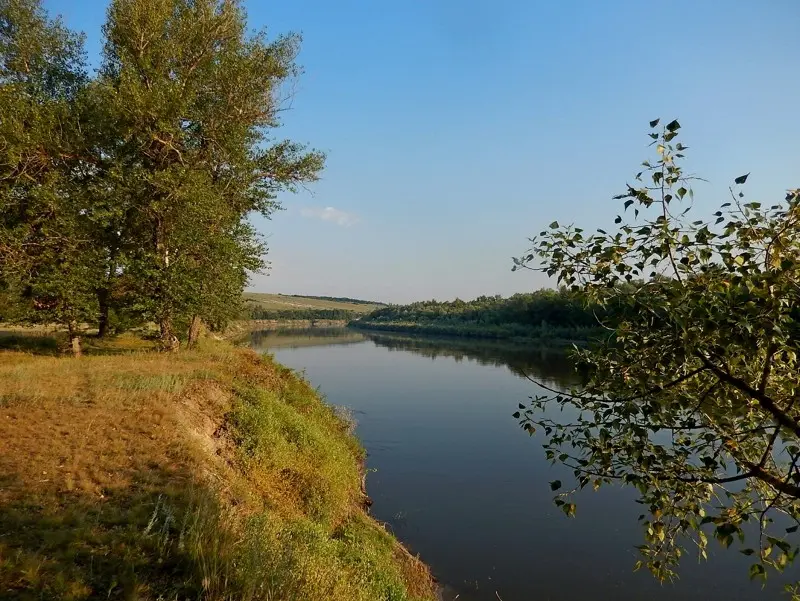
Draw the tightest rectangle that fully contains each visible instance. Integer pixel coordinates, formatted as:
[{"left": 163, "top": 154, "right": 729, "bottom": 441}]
[
  {"left": 759, "top": 342, "right": 778, "bottom": 393},
  {"left": 523, "top": 365, "right": 706, "bottom": 405},
  {"left": 699, "top": 354, "right": 800, "bottom": 439}
]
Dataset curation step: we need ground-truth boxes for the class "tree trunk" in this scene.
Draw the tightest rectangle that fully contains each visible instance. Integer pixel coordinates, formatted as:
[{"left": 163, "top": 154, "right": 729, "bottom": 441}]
[
  {"left": 97, "top": 288, "right": 110, "bottom": 338},
  {"left": 159, "top": 317, "right": 180, "bottom": 352},
  {"left": 187, "top": 315, "right": 202, "bottom": 349},
  {"left": 154, "top": 220, "right": 179, "bottom": 351},
  {"left": 67, "top": 321, "right": 82, "bottom": 357}
]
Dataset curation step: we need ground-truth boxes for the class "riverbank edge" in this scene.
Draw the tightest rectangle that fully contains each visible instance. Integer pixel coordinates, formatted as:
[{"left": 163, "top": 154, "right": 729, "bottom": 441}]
[{"left": 0, "top": 335, "right": 437, "bottom": 600}]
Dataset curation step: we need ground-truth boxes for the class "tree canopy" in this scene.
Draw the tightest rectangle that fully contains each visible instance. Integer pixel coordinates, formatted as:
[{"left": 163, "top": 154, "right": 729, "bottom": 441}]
[
  {"left": 0, "top": 0, "right": 95, "bottom": 353},
  {"left": 356, "top": 291, "right": 603, "bottom": 341},
  {"left": 515, "top": 120, "right": 800, "bottom": 593},
  {"left": 0, "top": 0, "right": 324, "bottom": 352}
]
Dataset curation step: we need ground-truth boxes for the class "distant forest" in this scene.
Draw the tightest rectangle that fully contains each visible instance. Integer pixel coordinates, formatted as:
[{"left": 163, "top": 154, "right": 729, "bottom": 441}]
[{"left": 352, "top": 290, "right": 605, "bottom": 342}]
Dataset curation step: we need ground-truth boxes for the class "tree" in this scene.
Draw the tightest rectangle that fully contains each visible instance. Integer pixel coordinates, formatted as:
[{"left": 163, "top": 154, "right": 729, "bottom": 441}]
[
  {"left": 515, "top": 120, "right": 800, "bottom": 593},
  {"left": 182, "top": 220, "right": 266, "bottom": 347},
  {"left": 1, "top": 0, "right": 323, "bottom": 353},
  {"left": 0, "top": 0, "right": 97, "bottom": 355},
  {"left": 96, "top": 0, "right": 324, "bottom": 348}
]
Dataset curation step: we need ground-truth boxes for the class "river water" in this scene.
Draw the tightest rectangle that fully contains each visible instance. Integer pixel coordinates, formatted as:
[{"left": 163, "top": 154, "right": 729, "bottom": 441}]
[{"left": 250, "top": 328, "right": 786, "bottom": 601}]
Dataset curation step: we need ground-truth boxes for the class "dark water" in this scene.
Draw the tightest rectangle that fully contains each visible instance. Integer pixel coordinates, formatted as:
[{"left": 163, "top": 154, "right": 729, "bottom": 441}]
[{"left": 250, "top": 328, "right": 786, "bottom": 601}]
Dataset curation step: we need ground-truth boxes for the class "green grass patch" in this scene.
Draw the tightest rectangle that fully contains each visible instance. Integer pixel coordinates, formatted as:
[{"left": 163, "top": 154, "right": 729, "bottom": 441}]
[
  {"left": 0, "top": 337, "right": 435, "bottom": 601},
  {"left": 230, "top": 381, "right": 362, "bottom": 524},
  {"left": 0, "top": 330, "right": 61, "bottom": 354}
]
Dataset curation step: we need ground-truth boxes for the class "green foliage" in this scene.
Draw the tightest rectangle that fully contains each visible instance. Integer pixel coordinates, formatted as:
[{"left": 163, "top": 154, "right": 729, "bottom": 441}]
[
  {"left": 0, "top": 0, "right": 324, "bottom": 351},
  {"left": 355, "top": 291, "right": 603, "bottom": 342},
  {"left": 95, "top": 0, "right": 324, "bottom": 343},
  {"left": 0, "top": 0, "right": 98, "bottom": 342},
  {"left": 516, "top": 120, "right": 800, "bottom": 593}
]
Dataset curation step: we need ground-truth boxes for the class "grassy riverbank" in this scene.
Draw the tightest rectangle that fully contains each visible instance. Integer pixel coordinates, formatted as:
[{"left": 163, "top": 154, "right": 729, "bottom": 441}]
[{"left": 0, "top": 334, "right": 435, "bottom": 601}]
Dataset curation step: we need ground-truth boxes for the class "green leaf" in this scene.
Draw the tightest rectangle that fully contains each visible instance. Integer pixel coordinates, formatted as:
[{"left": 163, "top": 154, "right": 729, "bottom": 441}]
[
  {"left": 749, "top": 563, "right": 766, "bottom": 581},
  {"left": 512, "top": 119, "right": 800, "bottom": 585},
  {"left": 649, "top": 118, "right": 660, "bottom": 128},
  {"left": 734, "top": 173, "right": 750, "bottom": 185},
  {"left": 549, "top": 221, "right": 560, "bottom": 229},
  {"left": 666, "top": 119, "right": 680, "bottom": 132},
  {"left": 550, "top": 480, "right": 562, "bottom": 491}
]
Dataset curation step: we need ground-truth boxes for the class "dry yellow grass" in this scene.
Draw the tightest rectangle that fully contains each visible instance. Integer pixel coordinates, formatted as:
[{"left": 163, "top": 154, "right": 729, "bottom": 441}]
[{"left": 0, "top": 334, "right": 435, "bottom": 601}]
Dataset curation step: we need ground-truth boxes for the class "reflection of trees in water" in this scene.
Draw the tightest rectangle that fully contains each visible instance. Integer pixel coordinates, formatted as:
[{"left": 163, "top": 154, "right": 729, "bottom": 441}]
[
  {"left": 248, "top": 328, "right": 583, "bottom": 388},
  {"left": 364, "top": 332, "right": 581, "bottom": 389},
  {"left": 249, "top": 328, "right": 365, "bottom": 349}
]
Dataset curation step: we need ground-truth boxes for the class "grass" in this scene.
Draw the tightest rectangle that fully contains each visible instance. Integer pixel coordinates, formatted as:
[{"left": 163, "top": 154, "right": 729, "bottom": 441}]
[
  {"left": 0, "top": 327, "right": 158, "bottom": 356},
  {"left": 243, "top": 293, "right": 383, "bottom": 314},
  {"left": 0, "top": 332, "right": 435, "bottom": 601}
]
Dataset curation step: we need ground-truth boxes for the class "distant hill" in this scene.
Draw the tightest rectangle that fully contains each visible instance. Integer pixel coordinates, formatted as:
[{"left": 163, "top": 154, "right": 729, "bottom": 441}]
[
  {"left": 242, "top": 293, "right": 385, "bottom": 320},
  {"left": 286, "top": 294, "right": 386, "bottom": 307}
]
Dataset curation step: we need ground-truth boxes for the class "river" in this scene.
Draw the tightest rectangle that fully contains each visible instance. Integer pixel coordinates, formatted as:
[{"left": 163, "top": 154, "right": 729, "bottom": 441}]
[{"left": 250, "top": 328, "right": 786, "bottom": 601}]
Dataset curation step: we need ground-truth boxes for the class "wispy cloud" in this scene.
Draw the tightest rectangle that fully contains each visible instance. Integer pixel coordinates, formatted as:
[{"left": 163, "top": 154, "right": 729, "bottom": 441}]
[{"left": 300, "top": 206, "right": 359, "bottom": 227}]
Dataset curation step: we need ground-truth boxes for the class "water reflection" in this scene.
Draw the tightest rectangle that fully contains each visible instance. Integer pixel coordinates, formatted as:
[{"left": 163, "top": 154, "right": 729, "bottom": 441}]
[
  {"left": 249, "top": 327, "right": 366, "bottom": 349},
  {"left": 249, "top": 327, "right": 781, "bottom": 601},
  {"left": 364, "top": 331, "right": 580, "bottom": 389},
  {"left": 250, "top": 327, "right": 581, "bottom": 389}
]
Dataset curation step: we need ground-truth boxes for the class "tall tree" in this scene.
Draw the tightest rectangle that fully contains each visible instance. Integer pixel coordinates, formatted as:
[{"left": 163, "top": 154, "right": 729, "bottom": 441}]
[
  {"left": 183, "top": 221, "right": 266, "bottom": 347},
  {"left": 515, "top": 120, "right": 800, "bottom": 593},
  {"left": 97, "top": 0, "right": 324, "bottom": 349},
  {"left": 0, "top": 0, "right": 96, "bottom": 354}
]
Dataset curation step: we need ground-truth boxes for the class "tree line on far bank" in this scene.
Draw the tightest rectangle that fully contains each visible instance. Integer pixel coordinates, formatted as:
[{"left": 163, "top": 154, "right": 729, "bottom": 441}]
[
  {"left": 353, "top": 290, "right": 606, "bottom": 342},
  {"left": 0, "top": 0, "right": 323, "bottom": 354}
]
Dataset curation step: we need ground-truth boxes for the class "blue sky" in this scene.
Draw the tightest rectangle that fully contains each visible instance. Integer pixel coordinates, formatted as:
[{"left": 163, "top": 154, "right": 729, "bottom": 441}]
[{"left": 47, "top": 0, "right": 800, "bottom": 303}]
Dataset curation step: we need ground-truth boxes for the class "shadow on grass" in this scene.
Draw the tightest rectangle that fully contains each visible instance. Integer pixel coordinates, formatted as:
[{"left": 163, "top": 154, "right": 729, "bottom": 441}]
[
  {"left": 0, "top": 467, "right": 217, "bottom": 600},
  {"left": 0, "top": 331, "right": 158, "bottom": 356},
  {"left": 0, "top": 332, "right": 61, "bottom": 355}
]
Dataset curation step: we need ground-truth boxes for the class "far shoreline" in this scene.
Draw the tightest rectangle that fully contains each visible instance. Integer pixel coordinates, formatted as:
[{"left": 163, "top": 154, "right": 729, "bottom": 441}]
[{"left": 346, "top": 320, "right": 594, "bottom": 348}]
